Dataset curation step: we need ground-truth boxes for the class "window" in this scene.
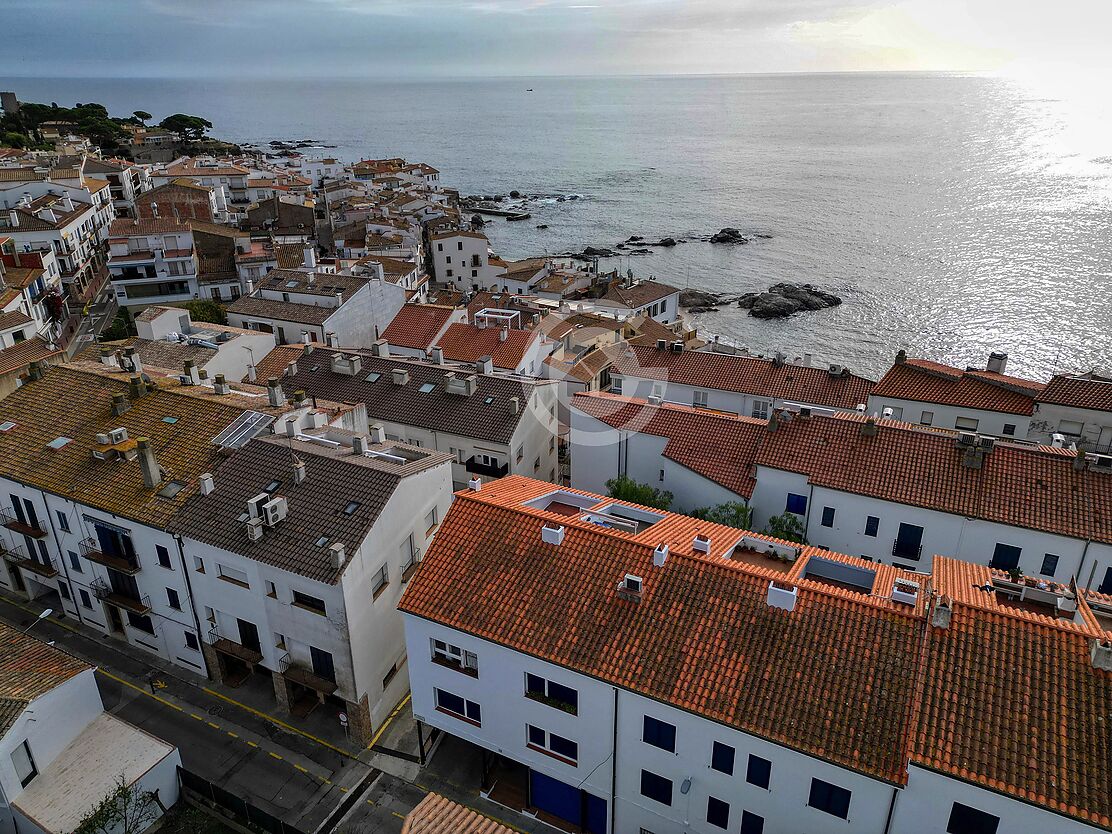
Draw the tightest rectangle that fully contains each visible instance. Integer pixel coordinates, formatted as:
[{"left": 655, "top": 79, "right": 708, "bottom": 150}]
[
  {"left": 527, "top": 725, "right": 578, "bottom": 764},
  {"left": 1058, "top": 419, "right": 1084, "bottom": 437},
  {"left": 919, "top": 410, "right": 934, "bottom": 426},
  {"left": 184, "top": 631, "right": 199, "bottom": 651},
  {"left": 515, "top": 445, "right": 524, "bottom": 463},
  {"left": 425, "top": 507, "right": 438, "bottom": 533},
  {"left": 59, "top": 583, "right": 71, "bottom": 600},
  {"left": 821, "top": 506, "right": 835, "bottom": 527},
  {"left": 706, "top": 796, "right": 729, "bottom": 830},
  {"left": 79, "top": 589, "right": 92, "bottom": 609},
  {"left": 291, "top": 590, "right": 327, "bottom": 615},
  {"left": 785, "top": 493, "right": 807, "bottom": 515},
  {"left": 193, "top": 556, "right": 205, "bottom": 573},
  {"left": 382, "top": 662, "right": 399, "bottom": 689},
  {"left": 12, "top": 740, "right": 37, "bottom": 787},
  {"left": 525, "top": 674, "right": 578, "bottom": 714},
  {"left": 156, "top": 545, "right": 172, "bottom": 568},
  {"left": 1040, "top": 553, "right": 1059, "bottom": 577},
  {"left": 660, "top": 299, "right": 667, "bottom": 312},
  {"left": 431, "top": 639, "right": 478, "bottom": 675},
  {"left": 1002, "top": 423, "right": 1016, "bottom": 436},
  {"left": 642, "top": 715, "right": 676, "bottom": 752},
  {"left": 955, "top": 416, "right": 980, "bottom": 431},
  {"left": 864, "top": 516, "right": 880, "bottom": 537},
  {"left": 372, "top": 563, "right": 389, "bottom": 597},
  {"left": 746, "top": 754, "right": 771, "bottom": 789},
  {"left": 989, "top": 543, "right": 1022, "bottom": 571},
  {"left": 126, "top": 612, "right": 155, "bottom": 634},
  {"left": 946, "top": 803, "right": 1000, "bottom": 834},
  {"left": 808, "top": 778, "right": 851, "bottom": 819},
  {"left": 751, "top": 400, "right": 769, "bottom": 420},
  {"left": 204, "top": 606, "right": 215, "bottom": 622},
  {"left": 435, "top": 688, "right": 481, "bottom": 725},
  {"left": 739, "top": 810, "right": 765, "bottom": 834},
  {"left": 693, "top": 390, "right": 709, "bottom": 408},
  {"left": 218, "top": 564, "right": 250, "bottom": 588},
  {"left": 166, "top": 588, "right": 181, "bottom": 610},
  {"left": 68, "top": 550, "right": 82, "bottom": 572},
  {"left": 711, "top": 741, "right": 734, "bottom": 774},
  {"left": 265, "top": 580, "right": 277, "bottom": 598},
  {"left": 639, "top": 770, "right": 672, "bottom": 806},
  {"left": 56, "top": 511, "right": 70, "bottom": 532},
  {"left": 658, "top": 469, "right": 665, "bottom": 482}
]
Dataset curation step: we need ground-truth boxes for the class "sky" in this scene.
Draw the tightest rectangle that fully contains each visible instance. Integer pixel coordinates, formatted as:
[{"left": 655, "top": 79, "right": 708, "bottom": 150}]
[{"left": 2, "top": 0, "right": 1109, "bottom": 79}]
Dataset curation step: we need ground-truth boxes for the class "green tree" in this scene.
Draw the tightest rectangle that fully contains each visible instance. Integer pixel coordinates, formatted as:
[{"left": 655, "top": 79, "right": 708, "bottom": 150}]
[
  {"left": 100, "top": 309, "right": 133, "bottom": 342},
  {"left": 183, "top": 299, "right": 227, "bottom": 325},
  {"left": 73, "top": 776, "right": 162, "bottom": 834},
  {"left": 159, "top": 113, "right": 213, "bottom": 142},
  {"left": 133, "top": 110, "right": 152, "bottom": 124},
  {"left": 688, "top": 501, "right": 753, "bottom": 529},
  {"left": 1, "top": 131, "right": 27, "bottom": 148},
  {"left": 605, "top": 474, "right": 672, "bottom": 510},
  {"left": 762, "top": 512, "right": 808, "bottom": 544}
]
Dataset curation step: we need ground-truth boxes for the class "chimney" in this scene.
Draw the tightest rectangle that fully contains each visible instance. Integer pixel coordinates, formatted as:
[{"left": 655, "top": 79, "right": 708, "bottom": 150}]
[
  {"left": 303, "top": 245, "right": 317, "bottom": 270},
  {"left": 860, "top": 416, "right": 878, "bottom": 437},
  {"left": 692, "top": 534, "right": 711, "bottom": 554},
  {"left": 652, "top": 543, "right": 669, "bottom": 567},
  {"left": 334, "top": 291, "right": 343, "bottom": 306},
  {"left": 286, "top": 359, "right": 299, "bottom": 376},
  {"left": 7, "top": 210, "right": 17, "bottom": 228},
  {"left": 499, "top": 326, "right": 508, "bottom": 343},
  {"left": 431, "top": 346, "right": 444, "bottom": 365},
  {"left": 352, "top": 435, "right": 369, "bottom": 455},
  {"left": 213, "top": 373, "right": 230, "bottom": 394},
  {"left": 325, "top": 331, "right": 338, "bottom": 348},
  {"left": 293, "top": 459, "right": 307, "bottom": 485},
  {"left": 931, "top": 596, "right": 953, "bottom": 629},
  {"left": 26, "top": 361, "right": 44, "bottom": 382},
  {"left": 986, "top": 351, "right": 1008, "bottom": 375},
  {"left": 767, "top": 411, "right": 779, "bottom": 432},
  {"left": 468, "top": 477, "right": 482, "bottom": 491},
  {"left": 477, "top": 356, "right": 493, "bottom": 375},
  {"left": 767, "top": 581, "right": 798, "bottom": 612},
  {"left": 128, "top": 374, "right": 144, "bottom": 400},
  {"left": 508, "top": 396, "right": 520, "bottom": 415},
  {"left": 182, "top": 359, "right": 200, "bottom": 385},
  {"left": 369, "top": 424, "right": 386, "bottom": 443},
  {"left": 266, "top": 378, "right": 287, "bottom": 407},
  {"left": 246, "top": 364, "right": 257, "bottom": 383},
  {"left": 392, "top": 368, "right": 409, "bottom": 385},
  {"left": 137, "top": 438, "right": 161, "bottom": 488},
  {"left": 302, "top": 331, "right": 312, "bottom": 345},
  {"left": 375, "top": 339, "right": 391, "bottom": 359},
  {"left": 307, "top": 272, "right": 315, "bottom": 286},
  {"left": 199, "top": 473, "right": 215, "bottom": 495},
  {"left": 151, "top": 200, "right": 159, "bottom": 218},
  {"left": 293, "top": 389, "right": 307, "bottom": 406},
  {"left": 111, "top": 393, "right": 131, "bottom": 416},
  {"left": 1091, "top": 639, "right": 1112, "bottom": 671},
  {"left": 541, "top": 523, "right": 565, "bottom": 546},
  {"left": 895, "top": 349, "right": 907, "bottom": 364},
  {"left": 329, "top": 542, "right": 346, "bottom": 569}
]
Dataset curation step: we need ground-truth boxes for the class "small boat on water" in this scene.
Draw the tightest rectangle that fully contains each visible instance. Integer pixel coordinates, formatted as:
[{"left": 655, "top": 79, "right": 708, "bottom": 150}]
[{"left": 507, "top": 212, "right": 532, "bottom": 222}]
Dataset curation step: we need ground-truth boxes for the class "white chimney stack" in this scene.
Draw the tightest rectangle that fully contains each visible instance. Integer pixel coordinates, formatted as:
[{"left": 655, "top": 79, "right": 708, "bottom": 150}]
[
  {"left": 330, "top": 542, "right": 346, "bottom": 569},
  {"left": 137, "top": 438, "right": 162, "bottom": 489},
  {"left": 653, "top": 544, "right": 669, "bottom": 567},
  {"left": 303, "top": 245, "right": 317, "bottom": 270},
  {"left": 267, "top": 378, "right": 287, "bottom": 407},
  {"left": 199, "top": 473, "right": 215, "bottom": 495},
  {"left": 369, "top": 424, "right": 386, "bottom": 444}
]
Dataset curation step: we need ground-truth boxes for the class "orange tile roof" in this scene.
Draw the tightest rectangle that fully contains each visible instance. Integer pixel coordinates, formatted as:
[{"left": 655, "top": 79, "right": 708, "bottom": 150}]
[
  {"left": 435, "top": 323, "right": 538, "bottom": 371},
  {"left": 0, "top": 337, "right": 61, "bottom": 375},
  {"left": 1037, "top": 372, "right": 1112, "bottom": 413},
  {"left": 871, "top": 358, "right": 1042, "bottom": 415},
  {"left": 613, "top": 345, "right": 875, "bottom": 410},
  {"left": 0, "top": 623, "right": 89, "bottom": 732},
  {"left": 382, "top": 305, "right": 456, "bottom": 351},
  {"left": 403, "top": 794, "right": 514, "bottom": 834}
]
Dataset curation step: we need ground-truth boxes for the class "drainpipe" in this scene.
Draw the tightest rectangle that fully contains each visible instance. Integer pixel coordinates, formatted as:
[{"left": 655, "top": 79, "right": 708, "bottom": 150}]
[
  {"left": 174, "top": 534, "right": 212, "bottom": 680},
  {"left": 609, "top": 686, "right": 619, "bottom": 834},
  {"left": 1079, "top": 539, "right": 1094, "bottom": 590},
  {"left": 883, "top": 783, "right": 900, "bottom": 834}
]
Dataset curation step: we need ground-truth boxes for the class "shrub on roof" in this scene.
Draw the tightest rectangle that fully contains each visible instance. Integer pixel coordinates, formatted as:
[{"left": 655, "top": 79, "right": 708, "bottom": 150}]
[
  {"left": 762, "top": 511, "right": 808, "bottom": 544},
  {"left": 605, "top": 474, "right": 673, "bottom": 510},
  {"left": 182, "top": 299, "right": 227, "bottom": 326},
  {"left": 688, "top": 501, "right": 753, "bottom": 530}
]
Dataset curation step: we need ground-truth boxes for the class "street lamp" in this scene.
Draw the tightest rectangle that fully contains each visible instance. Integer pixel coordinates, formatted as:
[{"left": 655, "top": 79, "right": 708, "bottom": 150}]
[{"left": 21, "top": 608, "right": 53, "bottom": 634}]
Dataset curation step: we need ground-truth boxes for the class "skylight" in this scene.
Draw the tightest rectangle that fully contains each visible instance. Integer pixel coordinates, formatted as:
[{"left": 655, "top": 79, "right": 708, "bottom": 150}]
[
  {"left": 46, "top": 436, "right": 72, "bottom": 450},
  {"left": 418, "top": 382, "right": 435, "bottom": 393},
  {"left": 365, "top": 372, "right": 381, "bottom": 383},
  {"left": 286, "top": 280, "right": 299, "bottom": 288},
  {"left": 0, "top": 421, "right": 16, "bottom": 432},
  {"left": 162, "top": 416, "right": 179, "bottom": 424},
  {"left": 264, "top": 480, "right": 280, "bottom": 493},
  {"left": 315, "top": 535, "right": 329, "bottom": 547},
  {"left": 158, "top": 481, "right": 185, "bottom": 499},
  {"left": 484, "top": 396, "right": 494, "bottom": 404},
  {"left": 343, "top": 501, "right": 360, "bottom": 515}
]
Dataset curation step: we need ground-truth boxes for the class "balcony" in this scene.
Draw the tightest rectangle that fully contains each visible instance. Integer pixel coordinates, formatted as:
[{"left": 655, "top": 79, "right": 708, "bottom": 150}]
[
  {"left": 0, "top": 508, "right": 47, "bottom": 539},
  {"left": 1, "top": 543, "right": 59, "bottom": 578},
  {"left": 91, "top": 578, "right": 151, "bottom": 615},
  {"left": 278, "top": 654, "right": 337, "bottom": 695},
  {"left": 80, "top": 538, "right": 140, "bottom": 574},
  {"left": 891, "top": 540, "right": 923, "bottom": 561},
  {"left": 206, "top": 626, "right": 264, "bottom": 665},
  {"left": 464, "top": 456, "right": 509, "bottom": 479}
]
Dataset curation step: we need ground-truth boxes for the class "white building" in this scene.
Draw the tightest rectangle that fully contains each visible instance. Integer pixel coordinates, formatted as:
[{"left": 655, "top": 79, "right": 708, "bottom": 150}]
[
  {"left": 587, "top": 278, "right": 681, "bottom": 324},
  {"left": 0, "top": 623, "right": 180, "bottom": 834},
  {"left": 380, "top": 305, "right": 466, "bottom": 359},
  {"left": 83, "top": 158, "right": 151, "bottom": 219},
  {"left": 170, "top": 430, "right": 453, "bottom": 746},
  {"left": 1031, "top": 371, "right": 1112, "bottom": 452},
  {"left": 107, "top": 217, "right": 200, "bottom": 309},
  {"left": 399, "top": 475, "right": 1112, "bottom": 834},
  {"left": 430, "top": 231, "right": 504, "bottom": 291}
]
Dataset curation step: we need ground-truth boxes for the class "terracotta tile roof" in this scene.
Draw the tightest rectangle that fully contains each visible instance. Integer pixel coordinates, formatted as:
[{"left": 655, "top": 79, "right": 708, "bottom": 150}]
[
  {"left": 159, "top": 164, "right": 249, "bottom": 177},
  {"left": 573, "top": 392, "right": 765, "bottom": 496},
  {"left": 2, "top": 266, "right": 46, "bottom": 289},
  {"left": 187, "top": 219, "right": 243, "bottom": 239},
  {"left": 0, "top": 311, "right": 33, "bottom": 331},
  {"left": 382, "top": 305, "right": 456, "bottom": 350},
  {"left": 275, "top": 243, "right": 308, "bottom": 270},
  {"left": 403, "top": 794, "right": 514, "bottom": 834},
  {"left": 226, "top": 295, "right": 337, "bottom": 327},
  {"left": 1037, "top": 372, "right": 1112, "bottom": 413},
  {"left": 0, "top": 337, "right": 61, "bottom": 375},
  {"left": 600, "top": 279, "right": 679, "bottom": 309},
  {"left": 871, "top": 358, "right": 1042, "bottom": 415},
  {"left": 248, "top": 345, "right": 548, "bottom": 445},
  {"left": 0, "top": 623, "right": 89, "bottom": 732},
  {"left": 258, "top": 269, "right": 367, "bottom": 298},
  {"left": 543, "top": 311, "right": 624, "bottom": 341},
  {"left": 614, "top": 344, "right": 875, "bottom": 410},
  {"left": 435, "top": 323, "right": 539, "bottom": 371},
  {"left": 6, "top": 201, "right": 93, "bottom": 231},
  {"left": 109, "top": 217, "right": 193, "bottom": 237},
  {"left": 400, "top": 476, "right": 926, "bottom": 784}
]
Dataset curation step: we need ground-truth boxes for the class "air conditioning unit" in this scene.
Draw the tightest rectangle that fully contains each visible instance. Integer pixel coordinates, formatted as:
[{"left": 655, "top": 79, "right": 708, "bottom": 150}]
[
  {"left": 246, "top": 517, "right": 264, "bottom": 541},
  {"left": 262, "top": 496, "right": 288, "bottom": 527},
  {"left": 956, "top": 432, "right": 977, "bottom": 448},
  {"left": 1091, "top": 454, "right": 1112, "bottom": 471},
  {"left": 246, "top": 492, "right": 269, "bottom": 519},
  {"left": 108, "top": 427, "right": 128, "bottom": 444},
  {"left": 827, "top": 363, "right": 844, "bottom": 376},
  {"left": 95, "top": 432, "right": 111, "bottom": 445}
]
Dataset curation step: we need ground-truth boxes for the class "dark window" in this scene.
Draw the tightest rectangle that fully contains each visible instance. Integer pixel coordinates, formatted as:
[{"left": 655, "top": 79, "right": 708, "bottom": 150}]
[
  {"left": 525, "top": 673, "right": 578, "bottom": 714},
  {"left": 126, "top": 612, "right": 155, "bottom": 634},
  {"left": 58, "top": 583, "right": 71, "bottom": 600},
  {"left": 1100, "top": 567, "right": 1112, "bottom": 595},
  {"left": 550, "top": 733, "right": 578, "bottom": 761},
  {"left": 864, "top": 516, "right": 880, "bottom": 537},
  {"left": 739, "top": 810, "right": 765, "bottom": 834},
  {"left": 642, "top": 715, "right": 676, "bottom": 752},
  {"left": 706, "top": 796, "right": 729, "bottom": 829},
  {"left": 639, "top": 770, "right": 672, "bottom": 806},
  {"left": 1040, "top": 553, "right": 1059, "bottom": 577},
  {"left": 436, "top": 688, "right": 481, "bottom": 724},
  {"left": 946, "top": 803, "right": 1000, "bottom": 834},
  {"left": 166, "top": 588, "right": 181, "bottom": 610},
  {"left": 12, "top": 740, "right": 37, "bottom": 787},
  {"left": 808, "top": 778, "right": 851, "bottom": 819},
  {"left": 746, "top": 755, "right": 771, "bottom": 789},
  {"left": 79, "top": 589, "right": 92, "bottom": 609},
  {"left": 990, "top": 543, "right": 1022, "bottom": 571},
  {"left": 291, "top": 590, "right": 327, "bottom": 615},
  {"left": 528, "top": 724, "right": 545, "bottom": 746},
  {"left": 786, "top": 493, "right": 807, "bottom": 515},
  {"left": 156, "top": 545, "right": 172, "bottom": 568},
  {"left": 1002, "top": 424, "right": 1016, "bottom": 436},
  {"left": 184, "top": 631, "right": 199, "bottom": 651},
  {"left": 821, "top": 506, "right": 835, "bottom": 527},
  {"left": 68, "top": 551, "right": 82, "bottom": 572},
  {"left": 56, "top": 511, "right": 70, "bottom": 532},
  {"left": 710, "top": 741, "right": 734, "bottom": 774}
]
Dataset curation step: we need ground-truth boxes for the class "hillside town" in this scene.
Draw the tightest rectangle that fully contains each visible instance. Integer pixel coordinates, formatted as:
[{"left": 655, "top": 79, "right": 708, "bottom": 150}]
[{"left": 0, "top": 92, "right": 1110, "bottom": 834}]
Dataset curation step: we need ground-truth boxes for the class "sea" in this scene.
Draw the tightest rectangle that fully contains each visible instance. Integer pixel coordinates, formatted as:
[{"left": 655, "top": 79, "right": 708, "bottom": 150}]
[{"left": 11, "top": 73, "right": 1112, "bottom": 380}]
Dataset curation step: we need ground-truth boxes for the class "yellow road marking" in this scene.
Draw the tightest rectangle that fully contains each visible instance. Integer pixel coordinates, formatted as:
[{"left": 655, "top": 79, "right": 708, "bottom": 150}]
[
  {"left": 293, "top": 764, "right": 308, "bottom": 773},
  {"left": 190, "top": 713, "right": 204, "bottom": 721},
  {"left": 367, "top": 692, "right": 411, "bottom": 750},
  {"left": 95, "top": 670, "right": 184, "bottom": 711},
  {"left": 247, "top": 741, "right": 259, "bottom": 748},
  {"left": 392, "top": 812, "right": 405, "bottom": 820},
  {"left": 227, "top": 732, "right": 238, "bottom": 738},
  {"left": 207, "top": 721, "right": 220, "bottom": 729},
  {"left": 202, "top": 687, "right": 355, "bottom": 758},
  {"left": 268, "top": 752, "right": 283, "bottom": 760}
]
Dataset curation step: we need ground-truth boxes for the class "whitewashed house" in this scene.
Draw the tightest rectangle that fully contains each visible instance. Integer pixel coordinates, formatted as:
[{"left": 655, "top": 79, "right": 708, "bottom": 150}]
[
  {"left": 107, "top": 217, "right": 200, "bottom": 310},
  {"left": 430, "top": 231, "right": 504, "bottom": 291},
  {"left": 1030, "top": 372, "right": 1112, "bottom": 451}
]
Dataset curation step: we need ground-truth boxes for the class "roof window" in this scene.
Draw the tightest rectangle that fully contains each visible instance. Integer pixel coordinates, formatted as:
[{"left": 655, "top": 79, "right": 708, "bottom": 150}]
[
  {"left": 419, "top": 382, "right": 436, "bottom": 393},
  {"left": 803, "top": 556, "right": 877, "bottom": 593},
  {"left": 315, "top": 535, "right": 329, "bottom": 547},
  {"left": 365, "top": 372, "right": 381, "bottom": 383},
  {"left": 162, "top": 416, "right": 179, "bottom": 424},
  {"left": 46, "top": 436, "right": 73, "bottom": 450},
  {"left": 263, "top": 480, "right": 280, "bottom": 493},
  {"left": 158, "top": 481, "right": 185, "bottom": 499},
  {"left": 343, "top": 501, "right": 360, "bottom": 515},
  {"left": 0, "top": 421, "right": 16, "bottom": 432},
  {"left": 483, "top": 396, "right": 494, "bottom": 404}
]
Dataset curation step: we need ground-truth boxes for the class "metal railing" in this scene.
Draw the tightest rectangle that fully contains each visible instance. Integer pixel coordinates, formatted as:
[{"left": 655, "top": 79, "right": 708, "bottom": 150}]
[
  {"left": 0, "top": 507, "right": 47, "bottom": 537},
  {"left": 90, "top": 577, "right": 151, "bottom": 614},
  {"left": 79, "top": 537, "right": 141, "bottom": 573}
]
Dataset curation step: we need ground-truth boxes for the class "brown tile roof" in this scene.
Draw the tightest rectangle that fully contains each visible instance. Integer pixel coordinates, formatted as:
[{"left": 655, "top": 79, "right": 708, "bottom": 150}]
[
  {"left": 1037, "top": 372, "right": 1112, "bottom": 413},
  {"left": 382, "top": 305, "right": 456, "bottom": 351},
  {"left": 275, "top": 242, "right": 308, "bottom": 270},
  {"left": 871, "top": 358, "right": 1042, "bottom": 415},
  {"left": 249, "top": 346, "right": 548, "bottom": 445},
  {"left": 435, "top": 323, "right": 539, "bottom": 371},
  {"left": 600, "top": 279, "right": 679, "bottom": 308},
  {"left": 187, "top": 219, "right": 243, "bottom": 239},
  {"left": 7, "top": 201, "right": 93, "bottom": 231},
  {"left": 2, "top": 266, "right": 46, "bottom": 290},
  {"left": 0, "top": 311, "right": 33, "bottom": 331},
  {"left": 400, "top": 476, "right": 926, "bottom": 784},
  {"left": 258, "top": 269, "right": 367, "bottom": 298},
  {"left": 159, "top": 164, "right": 249, "bottom": 177},
  {"left": 226, "top": 295, "right": 337, "bottom": 327},
  {"left": 0, "top": 337, "right": 61, "bottom": 375},
  {"left": 614, "top": 344, "right": 875, "bottom": 410},
  {"left": 403, "top": 794, "right": 514, "bottom": 834},
  {"left": 109, "top": 217, "right": 193, "bottom": 237},
  {"left": 0, "top": 623, "right": 88, "bottom": 727}
]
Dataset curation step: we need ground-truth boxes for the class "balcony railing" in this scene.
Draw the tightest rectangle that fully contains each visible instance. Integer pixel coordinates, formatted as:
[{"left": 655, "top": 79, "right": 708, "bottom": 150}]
[
  {"left": 80, "top": 538, "right": 141, "bottom": 574},
  {"left": 207, "top": 626, "right": 264, "bottom": 664},
  {"left": 90, "top": 578, "right": 151, "bottom": 614},
  {"left": 1, "top": 542, "right": 59, "bottom": 578},
  {"left": 278, "top": 653, "right": 338, "bottom": 694},
  {"left": 0, "top": 508, "right": 47, "bottom": 539},
  {"left": 891, "top": 540, "right": 923, "bottom": 561},
  {"left": 464, "top": 456, "right": 509, "bottom": 479}
]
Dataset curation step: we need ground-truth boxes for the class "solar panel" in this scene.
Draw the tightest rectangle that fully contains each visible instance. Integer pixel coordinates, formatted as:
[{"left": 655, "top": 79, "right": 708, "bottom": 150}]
[{"left": 212, "top": 410, "right": 275, "bottom": 449}]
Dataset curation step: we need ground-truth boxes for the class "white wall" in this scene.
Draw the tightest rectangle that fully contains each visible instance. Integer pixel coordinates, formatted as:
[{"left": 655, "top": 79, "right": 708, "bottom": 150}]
[
  {"left": 865, "top": 396, "right": 1031, "bottom": 438},
  {"left": 1030, "top": 402, "right": 1112, "bottom": 450}
]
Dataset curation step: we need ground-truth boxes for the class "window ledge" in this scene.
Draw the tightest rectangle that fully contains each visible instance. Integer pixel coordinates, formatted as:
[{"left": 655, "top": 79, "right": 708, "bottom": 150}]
[
  {"left": 432, "top": 655, "right": 478, "bottom": 677},
  {"left": 218, "top": 575, "right": 251, "bottom": 590},
  {"left": 527, "top": 743, "right": 577, "bottom": 768},
  {"left": 291, "top": 600, "right": 326, "bottom": 616},
  {"left": 436, "top": 706, "right": 481, "bottom": 727}
]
